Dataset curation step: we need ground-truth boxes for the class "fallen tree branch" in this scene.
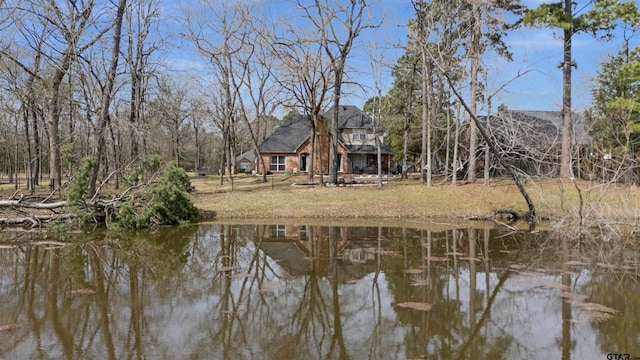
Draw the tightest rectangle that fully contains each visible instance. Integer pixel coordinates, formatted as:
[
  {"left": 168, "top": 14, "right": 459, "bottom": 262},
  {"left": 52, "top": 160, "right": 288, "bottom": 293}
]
[
  {"left": 426, "top": 51, "right": 537, "bottom": 222},
  {"left": 0, "top": 200, "right": 67, "bottom": 209},
  {"left": 467, "top": 209, "right": 525, "bottom": 230},
  {"left": 90, "top": 157, "right": 139, "bottom": 203},
  {"left": 0, "top": 213, "right": 77, "bottom": 227},
  {"left": 0, "top": 241, "right": 68, "bottom": 248}
]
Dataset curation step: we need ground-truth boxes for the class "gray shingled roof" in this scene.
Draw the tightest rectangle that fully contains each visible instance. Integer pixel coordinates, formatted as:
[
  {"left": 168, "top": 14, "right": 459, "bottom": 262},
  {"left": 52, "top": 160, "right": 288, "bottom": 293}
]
[
  {"left": 235, "top": 149, "right": 256, "bottom": 162},
  {"left": 327, "top": 104, "right": 377, "bottom": 129},
  {"left": 258, "top": 114, "right": 313, "bottom": 153},
  {"left": 491, "top": 109, "right": 592, "bottom": 146},
  {"left": 259, "top": 106, "right": 389, "bottom": 153}
]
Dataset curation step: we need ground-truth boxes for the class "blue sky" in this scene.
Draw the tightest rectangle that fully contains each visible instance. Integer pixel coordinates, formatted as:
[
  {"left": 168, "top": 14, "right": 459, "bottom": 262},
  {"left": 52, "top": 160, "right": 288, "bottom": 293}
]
[
  {"left": 167, "top": 0, "right": 639, "bottom": 116},
  {"left": 349, "top": 0, "right": 640, "bottom": 115}
]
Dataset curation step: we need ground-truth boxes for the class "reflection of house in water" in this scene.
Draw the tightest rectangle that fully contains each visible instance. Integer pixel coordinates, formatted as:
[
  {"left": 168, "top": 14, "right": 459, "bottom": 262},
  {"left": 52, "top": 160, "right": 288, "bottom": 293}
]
[
  {"left": 339, "top": 242, "right": 377, "bottom": 264},
  {"left": 255, "top": 224, "right": 392, "bottom": 283},
  {"left": 259, "top": 242, "right": 311, "bottom": 276}
]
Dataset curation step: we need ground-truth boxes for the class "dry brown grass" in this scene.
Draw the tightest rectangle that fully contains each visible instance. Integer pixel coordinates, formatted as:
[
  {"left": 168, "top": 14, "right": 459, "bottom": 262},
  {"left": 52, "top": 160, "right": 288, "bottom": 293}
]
[
  {"left": 2, "top": 173, "right": 638, "bottom": 227},
  {"left": 188, "top": 174, "right": 640, "bottom": 226}
]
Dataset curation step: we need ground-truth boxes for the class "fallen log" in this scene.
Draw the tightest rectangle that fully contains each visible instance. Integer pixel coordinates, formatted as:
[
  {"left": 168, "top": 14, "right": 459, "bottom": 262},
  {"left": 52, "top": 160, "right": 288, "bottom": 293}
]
[
  {"left": 467, "top": 209, "right": 526, "bottom": 224},
  {"left": 0, "top": 200, "right": 67, "bottom": 210},
  {"left": 0, "top": 213, "right": 77, "bottom": 227}
]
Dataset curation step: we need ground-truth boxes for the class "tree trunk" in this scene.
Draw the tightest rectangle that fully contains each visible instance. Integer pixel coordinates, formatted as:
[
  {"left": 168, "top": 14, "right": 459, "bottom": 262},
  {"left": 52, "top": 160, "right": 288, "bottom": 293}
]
[
  {"left": 88, "top": 0, "right": 128, "bottom": 197},
  {"left": 420, "top": 53, "right": 428, "bottom": 185},
  {"left": 452, "top": 102, "right": 461, "bottom": 186},
  {"left": 108, "top": 112, "right": 121, "bottom": 189},
  {"left": 308, "top": 127, "right": 316, "bottom": 181},
  {"left": 560, "top": 0, "right": 573, "bottom": 178},
  {"left": 402, "top": 62, "right": 416, "bottom": 180},
  {"left": 32, "top": 109, "right": 41, "bottom": 187},
  {"left": 484, "top": 97, "right": 492, "bottom": 186},
  {"left": 46, "top": 108, "right": 61, "bottom": 192},
  {"left": 194, "top": 122, "right": 200, "bottom": 171},
  {"left": 22, "top": 105, "right": 34, "bottom": 193},
  {"left": 425, "top": 58, "right": 433, "bottom": 187},
  {"left": 329, "top": 69, "right": 343, "bottom": 184},
  {"left": 219, "top": 133, "right": 226, "bottom": 185},
  {"left": 316, "top": 133, "right": 324, "bottom": 186},
  {"left": 444, "top": 97, "right": 451, "bottom": 183},
  {"left": 467, "top": 5, "right": 481, "bottom": 183},
  {"left": 376, "top": 130, "right": 383, "bottom": 187}
]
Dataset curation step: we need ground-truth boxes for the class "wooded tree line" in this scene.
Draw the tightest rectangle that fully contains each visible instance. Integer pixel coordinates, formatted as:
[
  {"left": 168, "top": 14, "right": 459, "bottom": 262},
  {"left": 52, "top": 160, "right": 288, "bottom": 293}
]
[
  {"left": 0, "top": 0, "right": 639, "bottom": 197},
  {"left": 374, "top": 0, "right": 640, "bottom": 187}
]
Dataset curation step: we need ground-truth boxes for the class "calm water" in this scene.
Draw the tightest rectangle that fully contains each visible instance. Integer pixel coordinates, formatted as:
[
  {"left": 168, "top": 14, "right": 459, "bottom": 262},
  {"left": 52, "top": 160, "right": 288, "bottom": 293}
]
[{"left": 0, "top": 223, "right": 639, "bottom": 360}]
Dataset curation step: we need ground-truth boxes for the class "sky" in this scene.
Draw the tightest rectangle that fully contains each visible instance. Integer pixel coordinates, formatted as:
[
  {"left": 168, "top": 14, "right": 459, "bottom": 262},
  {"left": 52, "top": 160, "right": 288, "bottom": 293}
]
[
  {"left": 165, "top": 0, "right": 640, "bottom": 117},
  {"left": 348, "top": 0, "right": 640, "bottom": 115}
]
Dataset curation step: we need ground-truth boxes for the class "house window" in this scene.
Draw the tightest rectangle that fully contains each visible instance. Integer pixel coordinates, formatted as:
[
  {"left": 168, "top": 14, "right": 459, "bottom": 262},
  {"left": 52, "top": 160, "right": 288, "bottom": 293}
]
[
  {"left": 270, "top": 155, "right": 286, "bottom": 171},
  {"left": 351, "top": 251, "right": 367, "bottom": 262},
  {"left": 299, "top": 226, "right": 309, "bottom": 240},
  {"left": 269, "top": 224, "right": 286, "bottom": 238},
  {"left": 353, "top": 129, "right": 366, "bottom": 141}
]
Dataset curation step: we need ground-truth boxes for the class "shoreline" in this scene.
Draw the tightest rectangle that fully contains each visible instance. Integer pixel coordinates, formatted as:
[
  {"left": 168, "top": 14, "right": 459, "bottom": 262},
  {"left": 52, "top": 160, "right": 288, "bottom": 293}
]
[{"left": 189, "top": 175, "right": 640, "bottom": 228}]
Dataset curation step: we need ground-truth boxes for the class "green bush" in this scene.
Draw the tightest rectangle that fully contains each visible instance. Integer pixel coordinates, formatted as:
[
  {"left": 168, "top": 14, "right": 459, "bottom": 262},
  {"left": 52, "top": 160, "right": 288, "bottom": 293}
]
[
  {"left": 114, "top": 159, "right": 199, "bottom": 229},
  {"left": 65, "top": 155, "right": 199, "bottom": 229}
]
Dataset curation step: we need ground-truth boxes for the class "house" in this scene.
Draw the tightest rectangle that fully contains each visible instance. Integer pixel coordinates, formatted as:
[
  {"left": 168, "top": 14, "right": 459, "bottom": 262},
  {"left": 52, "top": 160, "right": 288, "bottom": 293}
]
[
  {"left": 235, "top": 149, "right": 256, "bottom": 173},
  {"left": 490, "top": 105, "right": 591, "bottom": 147},
  {"left": 480, "top": 105, "right": 592, "bottom": 176},
  {"left": 256, "top": 105, "right": 394, "bottom": 175}
]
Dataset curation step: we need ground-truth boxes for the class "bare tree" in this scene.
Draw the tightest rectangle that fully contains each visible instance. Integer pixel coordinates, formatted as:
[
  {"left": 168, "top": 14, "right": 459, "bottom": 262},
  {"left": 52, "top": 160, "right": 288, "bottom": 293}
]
[
  {"left": 125, "top": 0, "right": 160, "bottom": 163},
  {"left": 188, "top": 95, "right": 208, "bottom": 172},
  {"left": 411, "top": 0, "right": 465, "bottom": 186},
  {"left": 0, "top": 28, "right": 45, "bottom": 192},
  {"left": 271, "top": 20, "right": 334, "bottom": 184},
  {"left": 88, "top": 0, "right": 128, "bottom": 197},
  {"left": 1, "top": 0, "right": 114, "bottom": 192},
  {"left": 295, "top": 0, "right": 375, "bottom": 184},
  {"left": 368, "top": 45, "right": 386, "bottom": 187},
  {"left": 184, "top": 0, "right": 251, "bottom": 182},
  {"left": 229, "top": 5, "right": 282, "bottom": 183},
  {"left": 465, "top": 0, "right": 481, "bottom": 184}
]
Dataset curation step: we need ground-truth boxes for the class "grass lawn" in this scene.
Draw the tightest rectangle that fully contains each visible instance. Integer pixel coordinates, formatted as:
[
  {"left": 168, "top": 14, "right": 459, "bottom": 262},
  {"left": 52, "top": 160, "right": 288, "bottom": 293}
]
[
  {"left": 2, "top": 172, "right": 638, "bottom": 228},
  {"left": 188, "top": 173, "right": 640, "bottom": 227}
]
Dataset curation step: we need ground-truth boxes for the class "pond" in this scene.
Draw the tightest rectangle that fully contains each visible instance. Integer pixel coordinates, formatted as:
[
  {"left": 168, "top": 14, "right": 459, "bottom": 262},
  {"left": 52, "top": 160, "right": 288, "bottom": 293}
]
[{"left": 0, "top": 223, "right": 639, "bottom": 360}]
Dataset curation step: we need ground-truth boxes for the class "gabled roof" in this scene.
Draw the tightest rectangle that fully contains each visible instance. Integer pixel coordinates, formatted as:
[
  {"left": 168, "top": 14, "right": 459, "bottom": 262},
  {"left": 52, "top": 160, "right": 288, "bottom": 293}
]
[
  {"left": 326, "top": 105, "right": 377, "bottom": 129},
  {"left": 258, "top": 114, "right": 313, "bottom": 153},
  {"left": 258, "top": 105, "right": 390, "bottom": 154},
  {"left": 489, "top": 108, "right": 591, "bottom": 146},
  {"left": 235, "top": 149, "right": 256, "bottom": 162}
]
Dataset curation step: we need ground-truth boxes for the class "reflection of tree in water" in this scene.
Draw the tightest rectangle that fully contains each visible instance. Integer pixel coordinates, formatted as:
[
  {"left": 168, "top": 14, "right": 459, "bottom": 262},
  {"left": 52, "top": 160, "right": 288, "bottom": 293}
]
[
  {"left": 0, "top": 226, "right": 197, "bottom": 360},
  {"left": 288, "top": 226, "right": 337, "bottom": 358},
  {"left": 252, "top": 225, "right": 348, "bottom": 358},
  {"left": 588, "top": 277, "right": 640, "bottom": 356},
  {"left": 117, "top": 226, "right": 196, "bottom": 277},
  {"left": 382, "top": 228, "right": 523, "bottom": 359},
  {"left": 572, "top": 236, "right": 640, "bottom": 357},
  {"left": 2, "top": 224, "right": 638, "bottom": 359}
]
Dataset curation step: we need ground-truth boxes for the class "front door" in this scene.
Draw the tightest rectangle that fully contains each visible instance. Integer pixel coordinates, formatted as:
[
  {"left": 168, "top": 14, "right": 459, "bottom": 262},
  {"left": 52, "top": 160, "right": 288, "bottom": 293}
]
[{"left": 300, "top": 153, "right": 309, "bottom": 171}]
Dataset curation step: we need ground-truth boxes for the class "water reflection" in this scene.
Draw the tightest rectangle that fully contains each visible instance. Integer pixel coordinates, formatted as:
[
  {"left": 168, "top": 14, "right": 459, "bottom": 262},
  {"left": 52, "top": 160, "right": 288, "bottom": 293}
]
[{"left": 0, "top": 224, "right": 639, "bottom": 359}]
